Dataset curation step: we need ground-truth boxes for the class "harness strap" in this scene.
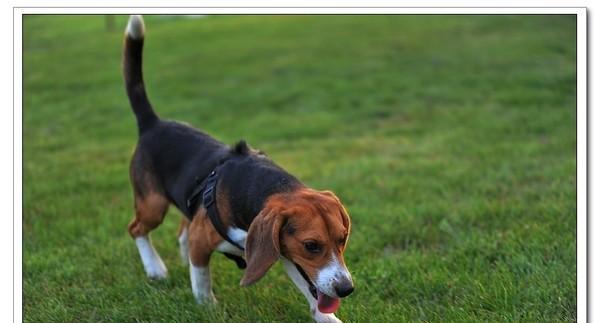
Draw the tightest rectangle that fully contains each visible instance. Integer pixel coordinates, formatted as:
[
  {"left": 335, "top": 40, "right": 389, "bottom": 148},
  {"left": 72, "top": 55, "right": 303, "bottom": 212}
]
[
  {"left": 224, "top": 252, "right": 247, "bottom": 269},
  {"left": 200, "top": 171, "right": 246, "bottom": 251}
]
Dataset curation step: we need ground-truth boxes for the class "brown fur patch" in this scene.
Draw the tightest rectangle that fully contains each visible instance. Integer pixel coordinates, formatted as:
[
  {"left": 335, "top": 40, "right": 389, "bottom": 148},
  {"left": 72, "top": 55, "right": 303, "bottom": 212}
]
[
  {"left": 215, "top": 184, "right": 234, "bottom": 228},
  {"left": 188, "top": 207, "right": 225, "bottom": 267},
  {"left": 128, "top": 192, "right": 169, "bottom": 237},
  {"left": 128, "top": 144, "right": 172, "bottom": 238}
]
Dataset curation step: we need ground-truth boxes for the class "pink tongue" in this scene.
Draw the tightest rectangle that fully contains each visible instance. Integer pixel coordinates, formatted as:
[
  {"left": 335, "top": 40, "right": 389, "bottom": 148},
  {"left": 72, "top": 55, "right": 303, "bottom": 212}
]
[{"left": 317, "top": 291, "right": 341, "bottom": 314}]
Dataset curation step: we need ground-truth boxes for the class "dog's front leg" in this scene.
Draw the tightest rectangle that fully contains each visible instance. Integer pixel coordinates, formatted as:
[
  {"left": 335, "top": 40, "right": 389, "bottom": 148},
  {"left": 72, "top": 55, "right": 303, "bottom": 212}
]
[
  {"left": 189, "top": 260, "right": 217, "bottom": 304},
  {"left": 281, "top": 258, "right": 342, "bottom": 323},
  {"left": 188, "top": 215, "right": 218, "bottom": 304}
]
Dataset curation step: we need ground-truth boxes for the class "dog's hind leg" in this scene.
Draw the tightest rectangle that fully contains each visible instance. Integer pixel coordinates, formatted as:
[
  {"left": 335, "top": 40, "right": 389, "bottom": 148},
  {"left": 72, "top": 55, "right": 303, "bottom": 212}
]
[
  {"left": 128, "top": 192, "right": 170, "bottom": 279},
  {"left": 177, "top": 217, "right": 190, "bottom": 265}
]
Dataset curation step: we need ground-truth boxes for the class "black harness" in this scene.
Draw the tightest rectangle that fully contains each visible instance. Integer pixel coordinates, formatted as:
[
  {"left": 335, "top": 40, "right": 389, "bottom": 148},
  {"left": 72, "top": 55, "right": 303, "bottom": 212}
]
[
  {"left": 186, "top": 168, "right": 318, "bottom": 299},
  {"left": 187, "top": 170, "right": 245, "bottom": 251},
  {"left": 187, "top": 169, "right": 247, "bottom": 269}
]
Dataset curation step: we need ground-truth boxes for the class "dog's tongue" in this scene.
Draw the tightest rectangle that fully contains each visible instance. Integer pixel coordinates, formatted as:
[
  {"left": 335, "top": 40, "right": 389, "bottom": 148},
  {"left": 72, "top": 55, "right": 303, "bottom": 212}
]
[{"left": 317, "top": 291, "right": 341, "bottom": 314}]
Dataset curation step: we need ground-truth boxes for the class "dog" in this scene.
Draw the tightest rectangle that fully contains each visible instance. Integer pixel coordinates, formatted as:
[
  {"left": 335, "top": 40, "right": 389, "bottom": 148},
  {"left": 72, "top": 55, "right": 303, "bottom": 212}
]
[{"left": 123, "top": 15, "right": 354, "bottom": 323}]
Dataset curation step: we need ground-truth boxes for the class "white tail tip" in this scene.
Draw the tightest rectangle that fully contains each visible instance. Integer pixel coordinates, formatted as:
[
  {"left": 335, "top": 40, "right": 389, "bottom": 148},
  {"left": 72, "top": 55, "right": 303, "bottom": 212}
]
[{"left": 126, "top": 15, "right": 145, "bottom": 40}]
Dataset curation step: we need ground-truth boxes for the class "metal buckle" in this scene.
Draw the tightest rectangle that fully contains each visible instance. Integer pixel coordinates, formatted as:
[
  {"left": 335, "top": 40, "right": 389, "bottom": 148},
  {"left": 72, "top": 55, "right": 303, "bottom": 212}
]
[{"left": 203, "top": 187, "right": 214, "bottom": 207}]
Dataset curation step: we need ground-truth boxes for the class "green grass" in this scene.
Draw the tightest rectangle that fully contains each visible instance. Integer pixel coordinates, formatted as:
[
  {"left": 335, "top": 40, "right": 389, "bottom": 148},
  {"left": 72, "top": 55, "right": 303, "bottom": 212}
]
[{"left": 23, "top": 15, "right": 576, "bottom": 322}]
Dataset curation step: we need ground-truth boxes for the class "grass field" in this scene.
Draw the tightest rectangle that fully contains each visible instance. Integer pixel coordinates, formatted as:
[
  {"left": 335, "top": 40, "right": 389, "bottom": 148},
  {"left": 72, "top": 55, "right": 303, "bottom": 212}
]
[{"left": 23, "top": 15, "right": 576, "bottom": 322}]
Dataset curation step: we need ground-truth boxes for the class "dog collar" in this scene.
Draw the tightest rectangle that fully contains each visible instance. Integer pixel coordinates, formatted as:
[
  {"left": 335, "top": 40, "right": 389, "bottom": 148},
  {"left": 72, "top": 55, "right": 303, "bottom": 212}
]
[{"left": 295, "top": 263, "right": 318, "bottom": 299}]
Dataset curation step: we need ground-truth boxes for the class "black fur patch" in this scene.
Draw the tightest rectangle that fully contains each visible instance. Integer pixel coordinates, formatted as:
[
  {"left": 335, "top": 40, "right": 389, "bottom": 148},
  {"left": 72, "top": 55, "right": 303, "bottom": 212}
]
[{"left": 232, "top": 140, "right": 250, "bottom": 155}]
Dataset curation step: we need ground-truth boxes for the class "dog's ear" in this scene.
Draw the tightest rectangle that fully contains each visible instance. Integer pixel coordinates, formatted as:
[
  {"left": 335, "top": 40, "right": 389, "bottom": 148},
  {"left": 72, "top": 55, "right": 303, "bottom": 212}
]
[
  {"left": 240, "top": 207, "right": 285, "bottom": 286},
  {"left": 321, "top": 190, "right": 351, "bottom": 232},
  {"left": 339, "top": 204, "right": 351, "bottom": 233}
]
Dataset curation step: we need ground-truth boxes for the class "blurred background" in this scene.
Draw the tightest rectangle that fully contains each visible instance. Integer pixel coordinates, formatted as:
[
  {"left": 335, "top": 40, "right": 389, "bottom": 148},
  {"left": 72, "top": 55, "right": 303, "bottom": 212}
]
[{"left": 23, "top": 15, "right": 575, "bottom": 322}]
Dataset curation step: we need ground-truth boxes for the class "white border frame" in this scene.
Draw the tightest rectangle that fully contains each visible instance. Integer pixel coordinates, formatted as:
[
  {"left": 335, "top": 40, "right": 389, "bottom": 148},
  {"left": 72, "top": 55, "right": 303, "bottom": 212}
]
[
  {"left": 12, "top": 7, "right": 589, "bottom": 14},
  {"left": 12, "top": 7, "right": 586, "bottom": 323}
]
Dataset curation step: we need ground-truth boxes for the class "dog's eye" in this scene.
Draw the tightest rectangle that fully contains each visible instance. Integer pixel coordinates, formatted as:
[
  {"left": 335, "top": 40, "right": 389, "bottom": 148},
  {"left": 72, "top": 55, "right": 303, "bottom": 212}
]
[{"left": 303, "top": 241, "right": 322, "bottom": 254}]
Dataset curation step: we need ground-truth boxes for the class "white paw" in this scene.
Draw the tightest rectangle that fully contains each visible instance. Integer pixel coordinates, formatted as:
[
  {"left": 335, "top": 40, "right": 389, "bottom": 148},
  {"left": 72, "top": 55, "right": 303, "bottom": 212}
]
[
  {"left": 194, "top": 291, "right": 217, "bottom": 305},
  {"left": 144, "top": 259, "right": 168, "bottom": 279},
  {"left": 190, "top": 264, "right": 216, "bottom": 304},
  {"left": 136, "top": 236, "right": 168, "bottom": 279},
  {"left": 313, "top": 311, "right": 342, "bottom": 323}
]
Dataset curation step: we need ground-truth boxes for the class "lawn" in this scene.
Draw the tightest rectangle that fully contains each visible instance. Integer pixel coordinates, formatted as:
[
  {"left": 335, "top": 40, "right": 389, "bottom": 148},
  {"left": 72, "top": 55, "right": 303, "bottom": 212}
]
[{"left": 23, "top": 15, "right": 576, "bottom": 322}]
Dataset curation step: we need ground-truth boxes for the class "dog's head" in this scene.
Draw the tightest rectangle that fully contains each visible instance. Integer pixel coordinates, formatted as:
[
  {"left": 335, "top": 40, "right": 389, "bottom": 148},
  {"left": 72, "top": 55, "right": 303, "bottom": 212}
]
[{"left": 240, "top": 188, "right": 353, "bottom": 313}]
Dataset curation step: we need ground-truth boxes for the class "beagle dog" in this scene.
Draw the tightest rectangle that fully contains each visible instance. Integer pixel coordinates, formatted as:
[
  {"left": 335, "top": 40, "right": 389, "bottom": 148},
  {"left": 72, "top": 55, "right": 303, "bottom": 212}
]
[{"left": 123, "top": 16, "right": 354, "bottom": 323}]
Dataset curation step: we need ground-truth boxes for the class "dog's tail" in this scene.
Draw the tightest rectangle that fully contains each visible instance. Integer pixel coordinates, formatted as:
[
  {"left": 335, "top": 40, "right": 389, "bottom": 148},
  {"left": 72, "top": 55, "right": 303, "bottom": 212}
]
[{"left": 123, "top": 15, "right": 159, "bottom": 134}]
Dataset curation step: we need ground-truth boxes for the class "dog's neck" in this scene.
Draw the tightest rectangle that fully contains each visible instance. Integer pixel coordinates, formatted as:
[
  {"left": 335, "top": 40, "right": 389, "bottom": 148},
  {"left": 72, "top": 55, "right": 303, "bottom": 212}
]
[{"left": 218, "top": 154, "right": 303, "bottom": 230}]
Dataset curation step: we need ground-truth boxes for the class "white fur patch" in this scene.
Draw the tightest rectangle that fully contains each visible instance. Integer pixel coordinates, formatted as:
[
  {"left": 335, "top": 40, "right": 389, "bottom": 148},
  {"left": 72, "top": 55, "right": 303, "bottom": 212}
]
[
  {"left": 228, "top": 227, "right": 248, "bottom": 245},
  {"left": 316, "top": 253, "right": 352, "bottom": 298},
  {"left": 190, "top": 263, "right": 216, "bottom": 304},
  {"left": 282, "top": 258, "right": 315, "bottom": 303},
  {"left": 178, "top": 227, "right": 189, "bottom": 265},
  {"left": 135, "top": 236, "right": 167, "bottom": 279},
  {"left": 215, "top": 227, "right": 247, "bottom": 256},
  {"left": 313, "top": 311, "right": 343, "bottom": 323},
  {"left": 126, "top": 15, "right": 145, "bottom": 39},
  {"left": 282, "top": 258, "right": 342, "bottom": 323}
]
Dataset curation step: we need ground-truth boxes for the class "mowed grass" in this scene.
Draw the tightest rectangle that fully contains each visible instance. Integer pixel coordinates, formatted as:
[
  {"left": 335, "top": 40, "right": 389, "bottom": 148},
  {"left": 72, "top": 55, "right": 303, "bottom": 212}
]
[{"left": 23, "top": 15, "right": 576, "bottom": 322}]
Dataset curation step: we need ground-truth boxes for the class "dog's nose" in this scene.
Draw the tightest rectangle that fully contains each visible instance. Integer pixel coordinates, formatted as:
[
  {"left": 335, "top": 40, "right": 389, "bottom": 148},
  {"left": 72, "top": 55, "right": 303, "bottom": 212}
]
[{"left": 334, "top": 280, "right": 354, "bottom": 298}]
